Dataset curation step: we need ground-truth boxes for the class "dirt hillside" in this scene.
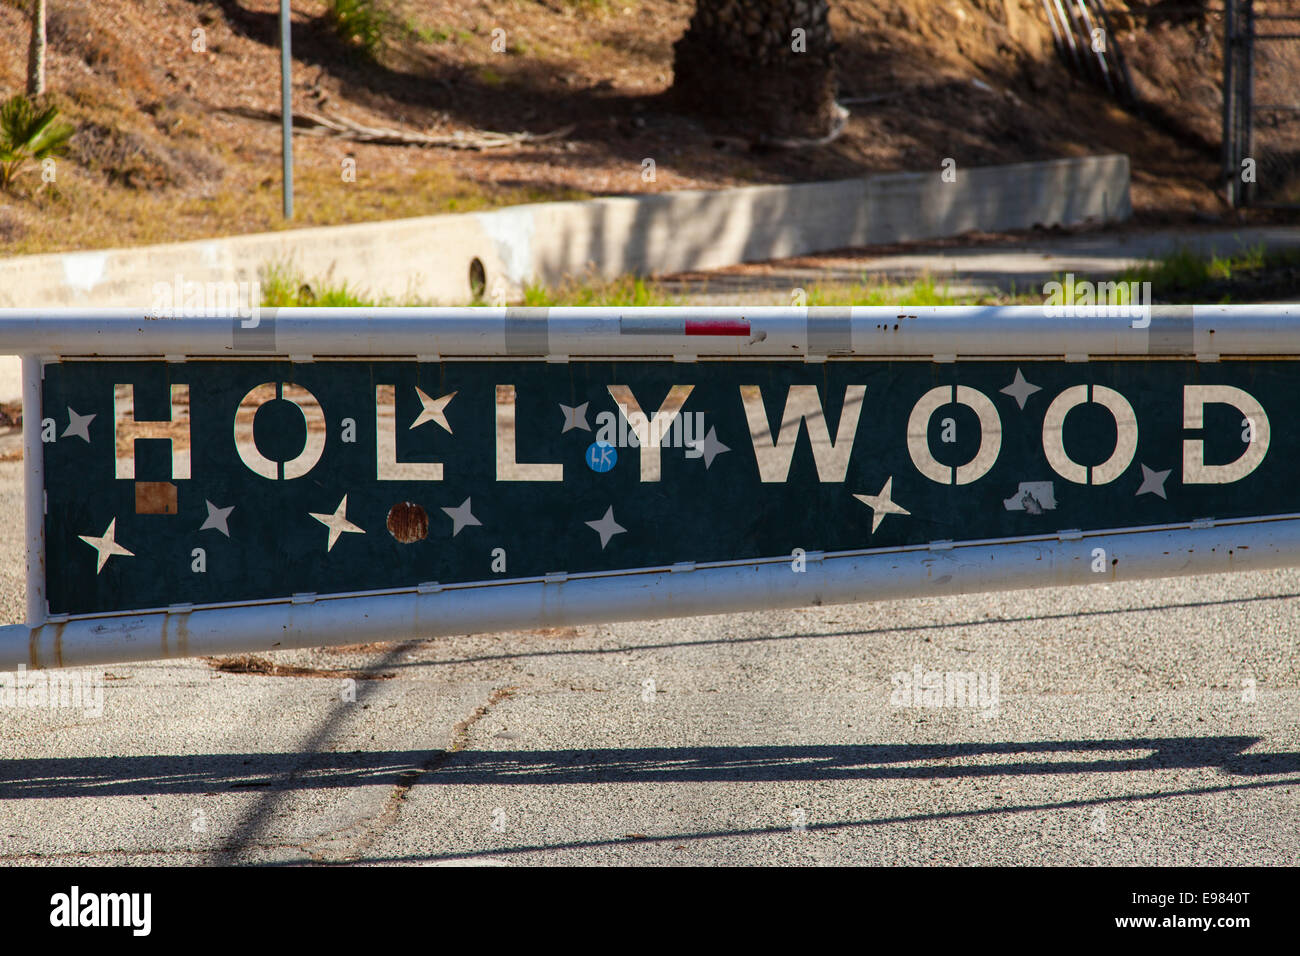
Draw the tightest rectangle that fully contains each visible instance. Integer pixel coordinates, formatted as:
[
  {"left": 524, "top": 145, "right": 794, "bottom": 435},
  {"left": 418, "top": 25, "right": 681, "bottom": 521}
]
[{"left": 0, "top": 0, "right": 1281, "bottom": 257}]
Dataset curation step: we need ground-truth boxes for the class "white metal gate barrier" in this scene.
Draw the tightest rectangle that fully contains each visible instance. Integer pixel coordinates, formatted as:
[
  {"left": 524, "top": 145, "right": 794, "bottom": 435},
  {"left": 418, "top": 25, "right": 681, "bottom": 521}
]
[{"left": 2, "top": 305, "right": 1299, "bottom": 670}]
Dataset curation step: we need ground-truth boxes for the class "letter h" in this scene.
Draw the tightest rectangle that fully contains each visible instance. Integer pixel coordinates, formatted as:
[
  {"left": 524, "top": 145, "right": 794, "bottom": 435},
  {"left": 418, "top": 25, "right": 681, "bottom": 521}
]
[{"left": 114, "top": 384, "right": 191, "bottom": 479}]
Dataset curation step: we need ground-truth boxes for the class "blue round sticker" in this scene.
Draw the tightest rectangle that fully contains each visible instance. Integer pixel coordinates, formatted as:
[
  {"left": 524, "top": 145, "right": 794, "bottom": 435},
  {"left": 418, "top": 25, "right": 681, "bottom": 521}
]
[{"left": 585, "top": 441, "right": 617, "bottom": 473}]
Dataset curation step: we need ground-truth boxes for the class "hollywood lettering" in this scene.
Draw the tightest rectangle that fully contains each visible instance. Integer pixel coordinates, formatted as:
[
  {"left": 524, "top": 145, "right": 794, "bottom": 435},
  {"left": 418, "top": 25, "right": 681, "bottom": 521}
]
[{"left": 107, "top": 379, "right": 1270, "bottom": 489}]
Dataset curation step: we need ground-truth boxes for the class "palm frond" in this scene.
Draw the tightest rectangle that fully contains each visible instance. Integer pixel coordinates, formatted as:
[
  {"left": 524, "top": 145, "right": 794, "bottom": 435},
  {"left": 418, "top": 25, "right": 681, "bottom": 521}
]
[{"left": 0, "top": 95, "right": 78, "bottom": 192}]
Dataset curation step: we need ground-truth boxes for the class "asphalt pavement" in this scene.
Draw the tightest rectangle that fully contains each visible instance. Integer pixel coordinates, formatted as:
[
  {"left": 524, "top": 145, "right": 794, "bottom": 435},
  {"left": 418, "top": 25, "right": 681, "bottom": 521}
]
[
  {"left": 662, "top": 224, "right": 1300, "bottom": 302},
  {"left": 0, "top": 452, "right": 1295, "bottom": 865}
]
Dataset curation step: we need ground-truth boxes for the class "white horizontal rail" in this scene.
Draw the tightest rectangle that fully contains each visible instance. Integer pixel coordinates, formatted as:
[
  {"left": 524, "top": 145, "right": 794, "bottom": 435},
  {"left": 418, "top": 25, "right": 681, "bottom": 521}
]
[
  {"left": 3, "top": 517, "right": 1297, "bottom": 670},
  {"left": 2, "top": 305, "right": 1300, "bottom": 358}
]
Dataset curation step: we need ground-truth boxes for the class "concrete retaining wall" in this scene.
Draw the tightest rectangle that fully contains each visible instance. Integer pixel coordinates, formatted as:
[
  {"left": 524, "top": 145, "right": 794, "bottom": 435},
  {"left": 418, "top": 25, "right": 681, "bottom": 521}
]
[{"left": 1, "top": 154, "right": 1129, "bottom": 310}]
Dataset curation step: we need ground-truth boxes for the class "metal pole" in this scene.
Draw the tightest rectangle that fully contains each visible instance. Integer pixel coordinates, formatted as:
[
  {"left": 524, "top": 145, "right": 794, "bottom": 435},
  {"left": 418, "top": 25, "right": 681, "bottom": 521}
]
[
  {"left": 2, "top": 305, "right": 1300, "bottom": 358},
  {"left": 21, "top": 355, "right": 44, "bottom": 628},
  {"left": 1074, "top": 0, "right": 1115, "bottom": 97},
  {"left": 1243, "top": 0, "right": 1256, "bottom": 206},
  {"left": 1091, "top": 0, "right": 1138, "bottom": 107},
  {"left": 1224, "top": 0, "right": 1238, "bottom": 206},
  {"left": 7, "top": 516, "right": 1300, "bottom": 670},
  {"left": 1051, "top": 0, "right": 1084, "bottom": 72},
  {"left": 280, "top": 0, "right": 293, "bottom": 220}
]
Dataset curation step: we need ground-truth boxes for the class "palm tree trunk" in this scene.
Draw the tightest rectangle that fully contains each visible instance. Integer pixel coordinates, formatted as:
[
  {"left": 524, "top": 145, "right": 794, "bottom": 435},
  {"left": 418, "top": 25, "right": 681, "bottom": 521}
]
[
  {"left": 26, "top": 0, "right": 47, "bottom": 97},
  {"left": 670, "top": 0, "right": 839, "bottom": 139}
]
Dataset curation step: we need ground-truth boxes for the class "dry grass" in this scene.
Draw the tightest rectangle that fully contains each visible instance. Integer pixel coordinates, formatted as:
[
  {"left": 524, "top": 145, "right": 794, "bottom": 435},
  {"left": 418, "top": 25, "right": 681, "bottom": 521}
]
[{"left": 1, "top": 141, "right": 590, "bottom": 255}]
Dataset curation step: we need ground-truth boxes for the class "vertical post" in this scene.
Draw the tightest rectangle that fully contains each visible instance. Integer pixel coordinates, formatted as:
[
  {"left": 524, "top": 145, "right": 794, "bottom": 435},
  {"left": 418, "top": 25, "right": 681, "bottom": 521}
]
[
  {"left": 1241, "top": 0, "right": 1255, "bottom": 207},
  {"left": 22, "top": 355, "right": 45, "bottom": 628},
  {"left": 26, "top": 0, "right": 46, "bottom": 96},
  {"left": 280, "top": 0, "right": 294, "bottom": 220},
  {"left": 1223, "top": 0, "right": 1237, "bottom": 206}
]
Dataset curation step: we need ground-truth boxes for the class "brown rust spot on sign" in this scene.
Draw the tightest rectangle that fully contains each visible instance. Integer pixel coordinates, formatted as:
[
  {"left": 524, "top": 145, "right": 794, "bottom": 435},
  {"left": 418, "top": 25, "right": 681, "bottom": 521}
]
[
  {"left": 386, "top": 502, "right": 429, "bottom": 543},
  {"left": 136, "top": 481, "right": 178, "bottom": 515}
]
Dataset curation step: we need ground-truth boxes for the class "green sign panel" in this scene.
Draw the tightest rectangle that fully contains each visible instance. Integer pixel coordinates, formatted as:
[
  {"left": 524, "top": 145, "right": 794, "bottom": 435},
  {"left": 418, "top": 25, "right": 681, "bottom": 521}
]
[{"left": 41, "top": 359, "right": 1285, "bottom": 616}]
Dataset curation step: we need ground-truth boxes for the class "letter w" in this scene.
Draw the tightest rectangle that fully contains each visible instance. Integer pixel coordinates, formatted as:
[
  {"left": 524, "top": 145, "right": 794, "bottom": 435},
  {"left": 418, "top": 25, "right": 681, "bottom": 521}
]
[{"left": 740, "top": 385, "right": 866, "bottom": 482}]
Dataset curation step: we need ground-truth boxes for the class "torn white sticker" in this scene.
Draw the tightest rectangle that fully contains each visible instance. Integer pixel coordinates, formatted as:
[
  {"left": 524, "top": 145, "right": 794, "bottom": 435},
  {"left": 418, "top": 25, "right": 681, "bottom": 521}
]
[{"left": 1003, "top": 481, "right": 1057, "bottom": 514}]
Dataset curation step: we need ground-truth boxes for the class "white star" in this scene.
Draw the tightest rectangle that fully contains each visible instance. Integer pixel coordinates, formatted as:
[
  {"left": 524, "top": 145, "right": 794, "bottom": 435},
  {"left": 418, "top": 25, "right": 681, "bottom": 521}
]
[
  {"left": 585, "top": 506, "right": 626, "bottom": 549},
  {"left": 688, "top": 425, "right": 731, "bottom": 469},
  {"left": 1000, "top": 369, "right": 1042, "bottom": 410},
  {"left": 200, "top": 499, "right": 234, "bottom": 537},
  {"left": 560, "top": 402, "right": 591, "bottom": 433},
  {"left": 308, "top": 495, "right": 366, "bottom": 552},
  {"left": 853, "top": 477, "right": 911, "bottom": 533},
  {"left": 62, "top": 407, "right": 95, "bottom": 443},
  {"left": 410, "top": 387, "right": 456, "bottom": 433},
  {"left": 78, "top": 518, "right": 134, "bottom": 574},
  {"left": 1135, "top": 463, "right": 1172, "bottom": 500},
  {"left": 441, "top": 497, "right": 482, "bottom": 536}
]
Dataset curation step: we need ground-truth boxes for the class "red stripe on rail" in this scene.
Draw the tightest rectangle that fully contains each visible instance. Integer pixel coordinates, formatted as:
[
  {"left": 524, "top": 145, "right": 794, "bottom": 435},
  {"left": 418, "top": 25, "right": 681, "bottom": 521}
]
[{"left": 684, "top": 318, "right": 751, "bottom": 336}]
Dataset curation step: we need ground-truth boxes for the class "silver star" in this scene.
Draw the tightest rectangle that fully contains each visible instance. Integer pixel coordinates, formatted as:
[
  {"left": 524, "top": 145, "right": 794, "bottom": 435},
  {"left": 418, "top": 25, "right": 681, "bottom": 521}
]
[
  {"left": 441, "top": 497, "right": 482, "bottom": 537},
  {"left": 78, "top": 518, "right": 134, "bottom": 574},
  {"left": 1000, "top": 368, "right": 1041, "bottom": 410},
  {"left": 62, "top": 407, "right": 96, "bottom": 443},
  {"left": 410, "top": 387, "right": 456, "bottom": 433},
  {"left": 585, "top": 506, "right": 626, "bottom": 549},
  {"left": 853, "top": 477, "right": 911, "bottom": 533},
  {"left": 1135, "top": 464, "right": 1171, "bottom": 500},
  {"left": 688, "top": 425, "right": 731, "bottom": 469},
  {"left": 309, "top": 495, "right": 366, "bottom": 552},
  {"left": 560, "top": 402, "right": 591, "bottom": 433},
  {"left": 200, "top": 499, "right": 234, "bottom": 537}
]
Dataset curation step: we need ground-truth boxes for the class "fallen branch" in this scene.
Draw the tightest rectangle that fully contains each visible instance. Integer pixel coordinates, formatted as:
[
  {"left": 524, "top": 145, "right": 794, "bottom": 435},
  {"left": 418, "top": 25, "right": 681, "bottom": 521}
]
[
  {"left": 759, "top": 102, "right": 850, "bottom": 150},
  {"left": 219, "top": 105, "right": 574, "bottom": 150},
  {"left": 839, "top": 91, "right": 906, "bottom": 105}
]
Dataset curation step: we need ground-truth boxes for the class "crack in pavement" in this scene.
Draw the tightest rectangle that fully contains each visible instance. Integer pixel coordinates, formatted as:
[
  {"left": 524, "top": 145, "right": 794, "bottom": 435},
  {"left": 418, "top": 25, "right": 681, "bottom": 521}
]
[
  {"left": 213, "top": 641, "right": 421, "bottom": 865},
  {"left": 299, "top": 685, "right": 518, "bottom": 864}
]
